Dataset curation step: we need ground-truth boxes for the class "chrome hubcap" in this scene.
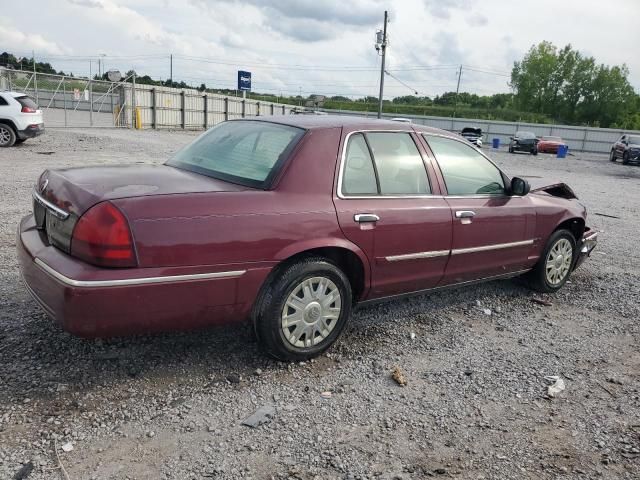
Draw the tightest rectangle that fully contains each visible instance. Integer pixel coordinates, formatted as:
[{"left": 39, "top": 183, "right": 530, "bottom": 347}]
[
  {"left": 0, "top": 127, "right": 10, "bottom": 145},
  {"left": 545, "top": 238, "right": 573, "bottom": 285},
  {"left": 281, "top": 276, "right": 341, "bottom": 348}
]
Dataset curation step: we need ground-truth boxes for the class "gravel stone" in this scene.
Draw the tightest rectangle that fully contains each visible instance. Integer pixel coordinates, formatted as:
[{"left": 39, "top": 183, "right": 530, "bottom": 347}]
[{"left": 0, "top": 129, "right": 638, "bottom": 479}]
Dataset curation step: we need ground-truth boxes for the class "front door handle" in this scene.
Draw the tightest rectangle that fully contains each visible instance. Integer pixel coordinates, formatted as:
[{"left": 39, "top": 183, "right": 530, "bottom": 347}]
[
  {"left": 455, "top": 210, "right": 476, "bottom": 218},
  {"left": 354, "top": 213, "right": 380, "bottom": 223}
]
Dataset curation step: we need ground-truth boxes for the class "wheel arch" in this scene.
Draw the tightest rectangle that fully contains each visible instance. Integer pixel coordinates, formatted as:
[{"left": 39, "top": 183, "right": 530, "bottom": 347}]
[
  {"left": 554, "top": 216, "right": 585, "bottom": 243},
  {"left": 272, "top": 240, "right": 370, "bottom": 301},
  {"left": 0, "top": 119, "right": 18, "bottom": 132}
]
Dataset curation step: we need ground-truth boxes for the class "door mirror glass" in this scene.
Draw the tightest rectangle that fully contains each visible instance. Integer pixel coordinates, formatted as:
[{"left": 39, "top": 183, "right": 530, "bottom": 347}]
[{"left": 510, "top": 177, "right": 530, "bottom": 196}]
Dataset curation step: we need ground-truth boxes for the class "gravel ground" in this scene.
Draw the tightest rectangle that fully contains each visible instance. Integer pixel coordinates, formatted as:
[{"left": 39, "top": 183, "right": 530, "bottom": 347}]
[{"left": 1, "top": 128, "right": 639, "bottom": 480}]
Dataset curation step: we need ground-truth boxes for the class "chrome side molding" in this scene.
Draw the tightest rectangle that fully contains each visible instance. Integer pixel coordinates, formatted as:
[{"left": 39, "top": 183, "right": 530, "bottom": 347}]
[
  {"left": 386, "top": 250, "right": 450, "bottom": 262},
  {"left": 34, "top": 258, "right": 246, "bottom": 288},
  {"left": 451, "top": 239, "right": 534, "bottom": 256}
]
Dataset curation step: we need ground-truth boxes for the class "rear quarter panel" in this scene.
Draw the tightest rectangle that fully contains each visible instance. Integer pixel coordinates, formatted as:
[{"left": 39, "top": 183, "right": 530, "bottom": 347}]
[{"left": 113, "top": 127, "right": 363, "bottom": 269}]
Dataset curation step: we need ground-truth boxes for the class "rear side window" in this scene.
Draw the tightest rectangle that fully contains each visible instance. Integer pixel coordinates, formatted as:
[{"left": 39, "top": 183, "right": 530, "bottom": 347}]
[
  {"left": 342, "top": 134, "right": 378, "bottom": 195},
  {"left": 167, "top": 121, "right": 304, "bottom": 188},
  {"left": 367, "top": 132, "right": 430, "bottom": 195},
  {"left": 341, "top": 132, "right": 431, "bottom": 196},
  {"left": 15, "top": 96, "right": 38, "bottom": 109},
  {"left": 425, "top": 135, "right": 505, "bottom": 195}
]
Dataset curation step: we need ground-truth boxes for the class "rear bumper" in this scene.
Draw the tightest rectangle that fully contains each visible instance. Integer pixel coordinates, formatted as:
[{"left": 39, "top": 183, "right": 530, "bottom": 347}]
[
  {"left": 17, "top": 215, "right": 270, "bottom": 337},
  {"left": 574, "top": 228, "right": 598, "bottom": 270},
  {"left": 17, "top": 123, "right": 45, "bottom": 140}
]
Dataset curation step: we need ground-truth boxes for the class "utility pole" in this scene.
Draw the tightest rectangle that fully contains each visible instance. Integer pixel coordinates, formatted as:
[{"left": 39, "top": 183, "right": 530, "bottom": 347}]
[
  {"left": 32, "top": 50, "right": 38, "bottom": 104},
  {"left": 376, "top": 10, "right": 388, "bottom": 119},
  {"left": 453, "top": 65, "right": 462, "bottom": 118},
  {"left": 170, "top": 54, "right": 173, "bottom": 87}
]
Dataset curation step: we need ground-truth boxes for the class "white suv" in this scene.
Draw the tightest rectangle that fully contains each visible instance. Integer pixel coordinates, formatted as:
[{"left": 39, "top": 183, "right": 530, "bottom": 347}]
[{"left": 0, "top": 91, "right": 44, "bottom": 147}]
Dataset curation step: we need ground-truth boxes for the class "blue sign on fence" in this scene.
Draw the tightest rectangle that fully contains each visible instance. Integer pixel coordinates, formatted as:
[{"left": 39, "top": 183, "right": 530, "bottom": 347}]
[{"left": 237, "top": 71, "right": 251, "bottom": 91}]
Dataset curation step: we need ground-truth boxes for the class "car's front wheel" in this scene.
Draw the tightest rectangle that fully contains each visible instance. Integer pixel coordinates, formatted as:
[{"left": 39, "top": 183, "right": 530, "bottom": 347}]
[
  {"left": 253, "top": 257, "right": 352, "bottom": 361},
  {"left": 0, "top": 123, "right": 16, "bottom": 147},
  {"left": 531, "top": 148, "right": 538, "bottom": 156},
  {"left": 622, "top": 152, "right": 630, "bottom": 165},
  {"left": 526, "top": 229, "right": 576, "bottom": 293},
  {"left": 609, "top": 150, "right": 617, "bottom": 162}
]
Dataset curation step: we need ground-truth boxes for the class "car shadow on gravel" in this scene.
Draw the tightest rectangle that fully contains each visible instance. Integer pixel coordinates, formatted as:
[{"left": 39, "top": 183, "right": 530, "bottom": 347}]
[{"left": 3, "top": 277, "right": 531, "bottom": 402}]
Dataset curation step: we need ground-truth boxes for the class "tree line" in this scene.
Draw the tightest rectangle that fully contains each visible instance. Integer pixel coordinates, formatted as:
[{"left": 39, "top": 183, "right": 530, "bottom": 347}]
[{"left": 2, "top": 45, "right": 638, "bottom": 129}]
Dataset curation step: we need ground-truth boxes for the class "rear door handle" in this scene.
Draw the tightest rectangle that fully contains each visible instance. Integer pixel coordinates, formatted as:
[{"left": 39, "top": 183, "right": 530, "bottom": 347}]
[
  {"left": 455, "top": 210, "right": 476, "bottom": 218},
  {"left": 354, "top": 213, "right": 380, "bottom": 223}
]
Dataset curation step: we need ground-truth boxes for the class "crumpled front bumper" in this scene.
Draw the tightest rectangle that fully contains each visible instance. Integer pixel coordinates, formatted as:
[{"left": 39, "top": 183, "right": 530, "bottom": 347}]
[{"left": 574, "top": 228, "right": 598, "bottom": 270}]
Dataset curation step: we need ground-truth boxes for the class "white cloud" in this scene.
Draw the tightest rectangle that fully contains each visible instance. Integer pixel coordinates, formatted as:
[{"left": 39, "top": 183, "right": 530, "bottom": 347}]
[
  {"left": 0, "top": 23, "right": 68, "bottom": 55},
  {"left": 0, "top": 0, "right": 637, "bottom": 96}
]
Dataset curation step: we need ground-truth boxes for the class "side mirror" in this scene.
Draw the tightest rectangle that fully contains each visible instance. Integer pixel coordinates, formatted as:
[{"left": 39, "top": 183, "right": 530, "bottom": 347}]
[
  {"left": 509, "top": 136, "right": 514, "bottom": 140},
  {"left": 510, "top": 177, "right": 530, "bottom": 196}
]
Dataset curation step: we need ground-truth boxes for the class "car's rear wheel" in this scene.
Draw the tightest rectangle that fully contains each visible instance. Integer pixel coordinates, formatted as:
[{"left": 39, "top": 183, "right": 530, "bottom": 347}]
[
  {"left": 609, "top": 150, "right": 616, "bottom": 162},
  {"left": 0, "top": 123, "right": 16, "bottom": 147},
  {"left": 253, "top": 257, "right": 352, "bottom": 361},
  {"left": 526, "top": 229, "right": 575, "bottom": 293},
  {"left": 531, "top": 148, "right": 538, "bottom": 156},
  {"left": 622, "top": 152, "right": 630, "bottom": 165}
]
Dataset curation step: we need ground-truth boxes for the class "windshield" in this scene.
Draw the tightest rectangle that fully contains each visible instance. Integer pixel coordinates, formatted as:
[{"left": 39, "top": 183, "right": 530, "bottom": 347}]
[
  {"left": 628, "top": 135, "right": 640, "bottom": 145},
  {"left": 167, "top": 121, "right": 305, "bottom": 188},
  {"left": 462, "top": 127, "right": 481, "bottom": 135},
  {"left": 516, "top": 131, "right": 536, "bottom": 139}
]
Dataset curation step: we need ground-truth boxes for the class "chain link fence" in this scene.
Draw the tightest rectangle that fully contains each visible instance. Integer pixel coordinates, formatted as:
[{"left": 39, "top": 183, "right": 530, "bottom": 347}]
[{"left": 0, "top": 68, "right": 297, "bottom": 129}]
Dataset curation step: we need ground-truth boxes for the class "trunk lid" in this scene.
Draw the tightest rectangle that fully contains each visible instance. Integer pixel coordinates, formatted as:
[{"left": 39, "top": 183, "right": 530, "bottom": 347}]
[
  {"left": 36, "top": 164, "right": 246, "bottom": 217},
  {"left": 33, "top": 164, "right": 247, "bottom": 255}
]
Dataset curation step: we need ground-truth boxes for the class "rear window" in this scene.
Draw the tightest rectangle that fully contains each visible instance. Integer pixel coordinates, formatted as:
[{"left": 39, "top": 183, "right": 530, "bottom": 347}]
[
  {"left": 516, "top": 131, "right": 536, "bottom": 139},
  {"left": 167, "top": 121, "right": 305, "bottom": 188},
  {"left": 15, "top": 96, "right": 38, "bottom": 109}
]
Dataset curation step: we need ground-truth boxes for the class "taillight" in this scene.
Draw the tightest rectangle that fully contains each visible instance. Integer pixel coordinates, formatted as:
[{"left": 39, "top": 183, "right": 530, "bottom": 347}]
[
  {"left": 71, "top": 201, "right": 137, "bottom": 268},
  {"left": 21, "top": 106, "right": 37, "bottom": 113}
]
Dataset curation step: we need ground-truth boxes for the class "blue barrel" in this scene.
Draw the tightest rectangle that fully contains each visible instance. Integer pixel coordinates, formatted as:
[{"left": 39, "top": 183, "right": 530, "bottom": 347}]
[
  {"left": 492, "top": 138, "right": 500, "bottom": 149},
  {"left": 557, "top": 145, "right": 568, "bottom": 158}
]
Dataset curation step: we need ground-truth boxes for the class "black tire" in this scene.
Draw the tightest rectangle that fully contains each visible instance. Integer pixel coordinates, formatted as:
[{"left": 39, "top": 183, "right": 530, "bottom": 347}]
[
  {"left": 622, "top": 152, "right": 630, "bottom": 165},
  {"left": 253, "top": 257, "right": 352, "bottom": 361},
  {"left": 525, "top": 229, "right": 576, "bottom": 293},
  {"left": 531, "top": 148, "right": 538, "bottom": 156},
  {"left": 508, "top": 146, "right": 514, "bottom": 153},
  {"left": 609, "top": 150, "right": 616, "bottom": 162},
  {"left": 0, "top": 123, "right": 16, "bottom": 147}
]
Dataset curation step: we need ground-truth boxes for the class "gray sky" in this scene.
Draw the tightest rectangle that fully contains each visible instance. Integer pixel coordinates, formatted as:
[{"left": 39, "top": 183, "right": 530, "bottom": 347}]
[{"left": 1, "top": 0, "right": 639, "bottom": 99}]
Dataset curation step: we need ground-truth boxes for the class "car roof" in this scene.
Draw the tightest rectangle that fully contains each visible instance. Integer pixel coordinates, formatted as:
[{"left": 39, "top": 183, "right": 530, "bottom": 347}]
[
  {"left": 0, "top": 91, "right": 29, "bottom": 98},
  {"left": 237, "top": 115, "right": 456, "bottom": 137}
]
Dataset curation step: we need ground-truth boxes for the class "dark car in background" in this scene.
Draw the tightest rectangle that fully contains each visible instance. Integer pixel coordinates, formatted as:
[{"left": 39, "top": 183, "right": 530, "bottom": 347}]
[
  {"left": 509, "top": 131, "right": 538, "bottom": 155},
  {"left": 460, "top": 127, "right": 482, "bottom": 147},
  {"left": 609, "top": 134, "right": 640, "bottom": 165}
]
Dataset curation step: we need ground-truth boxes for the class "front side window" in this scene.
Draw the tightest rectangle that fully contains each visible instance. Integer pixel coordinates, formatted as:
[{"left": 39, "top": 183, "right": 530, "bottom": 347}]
[
  {"left": 167, "top": 121, "right": 304, "bottom": 188},
  {"left": 425, "top": 135, "right": 505, "bottom": 196}
]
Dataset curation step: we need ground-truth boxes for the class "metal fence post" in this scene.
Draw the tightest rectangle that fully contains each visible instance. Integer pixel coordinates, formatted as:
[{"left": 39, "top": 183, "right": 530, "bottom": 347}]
[
  {"left": 257, "top": 101, "right": 260, "bottom": 117},
  {"left": 203, "top": 94, "right": 208, "bottom": 129},
  {"left": 241, "top": 98, "right": 246, "bottom": 118},
  {"left": 151, "top": 88, "right": 157, "bottom": 129},
  {"left": 88, "top": 79, "right": 94, "bottom": 127},
  {"left": 271, "top": 104, "right": 274, "bottom": 115},
  {"left": 131, "top": 73, "right": 136, "bottom": 129},
  {"left": 181, "top": 91, "right": 186, "bottom": 129},
  {"left": 224, "top": 97, "right": 229, "bottom": 121},
  {"left": 581, "top": 128, "right": 588, "bottom": 152},
  {"left": 62, "top": 77, "right": 67, "bottom": 127}
]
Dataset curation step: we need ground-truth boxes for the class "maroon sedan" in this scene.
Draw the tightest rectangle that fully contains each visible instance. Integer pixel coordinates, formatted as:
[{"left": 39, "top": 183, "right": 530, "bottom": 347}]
[{"left": 18, "top": 117, "right": 597, "bottom": 360}]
